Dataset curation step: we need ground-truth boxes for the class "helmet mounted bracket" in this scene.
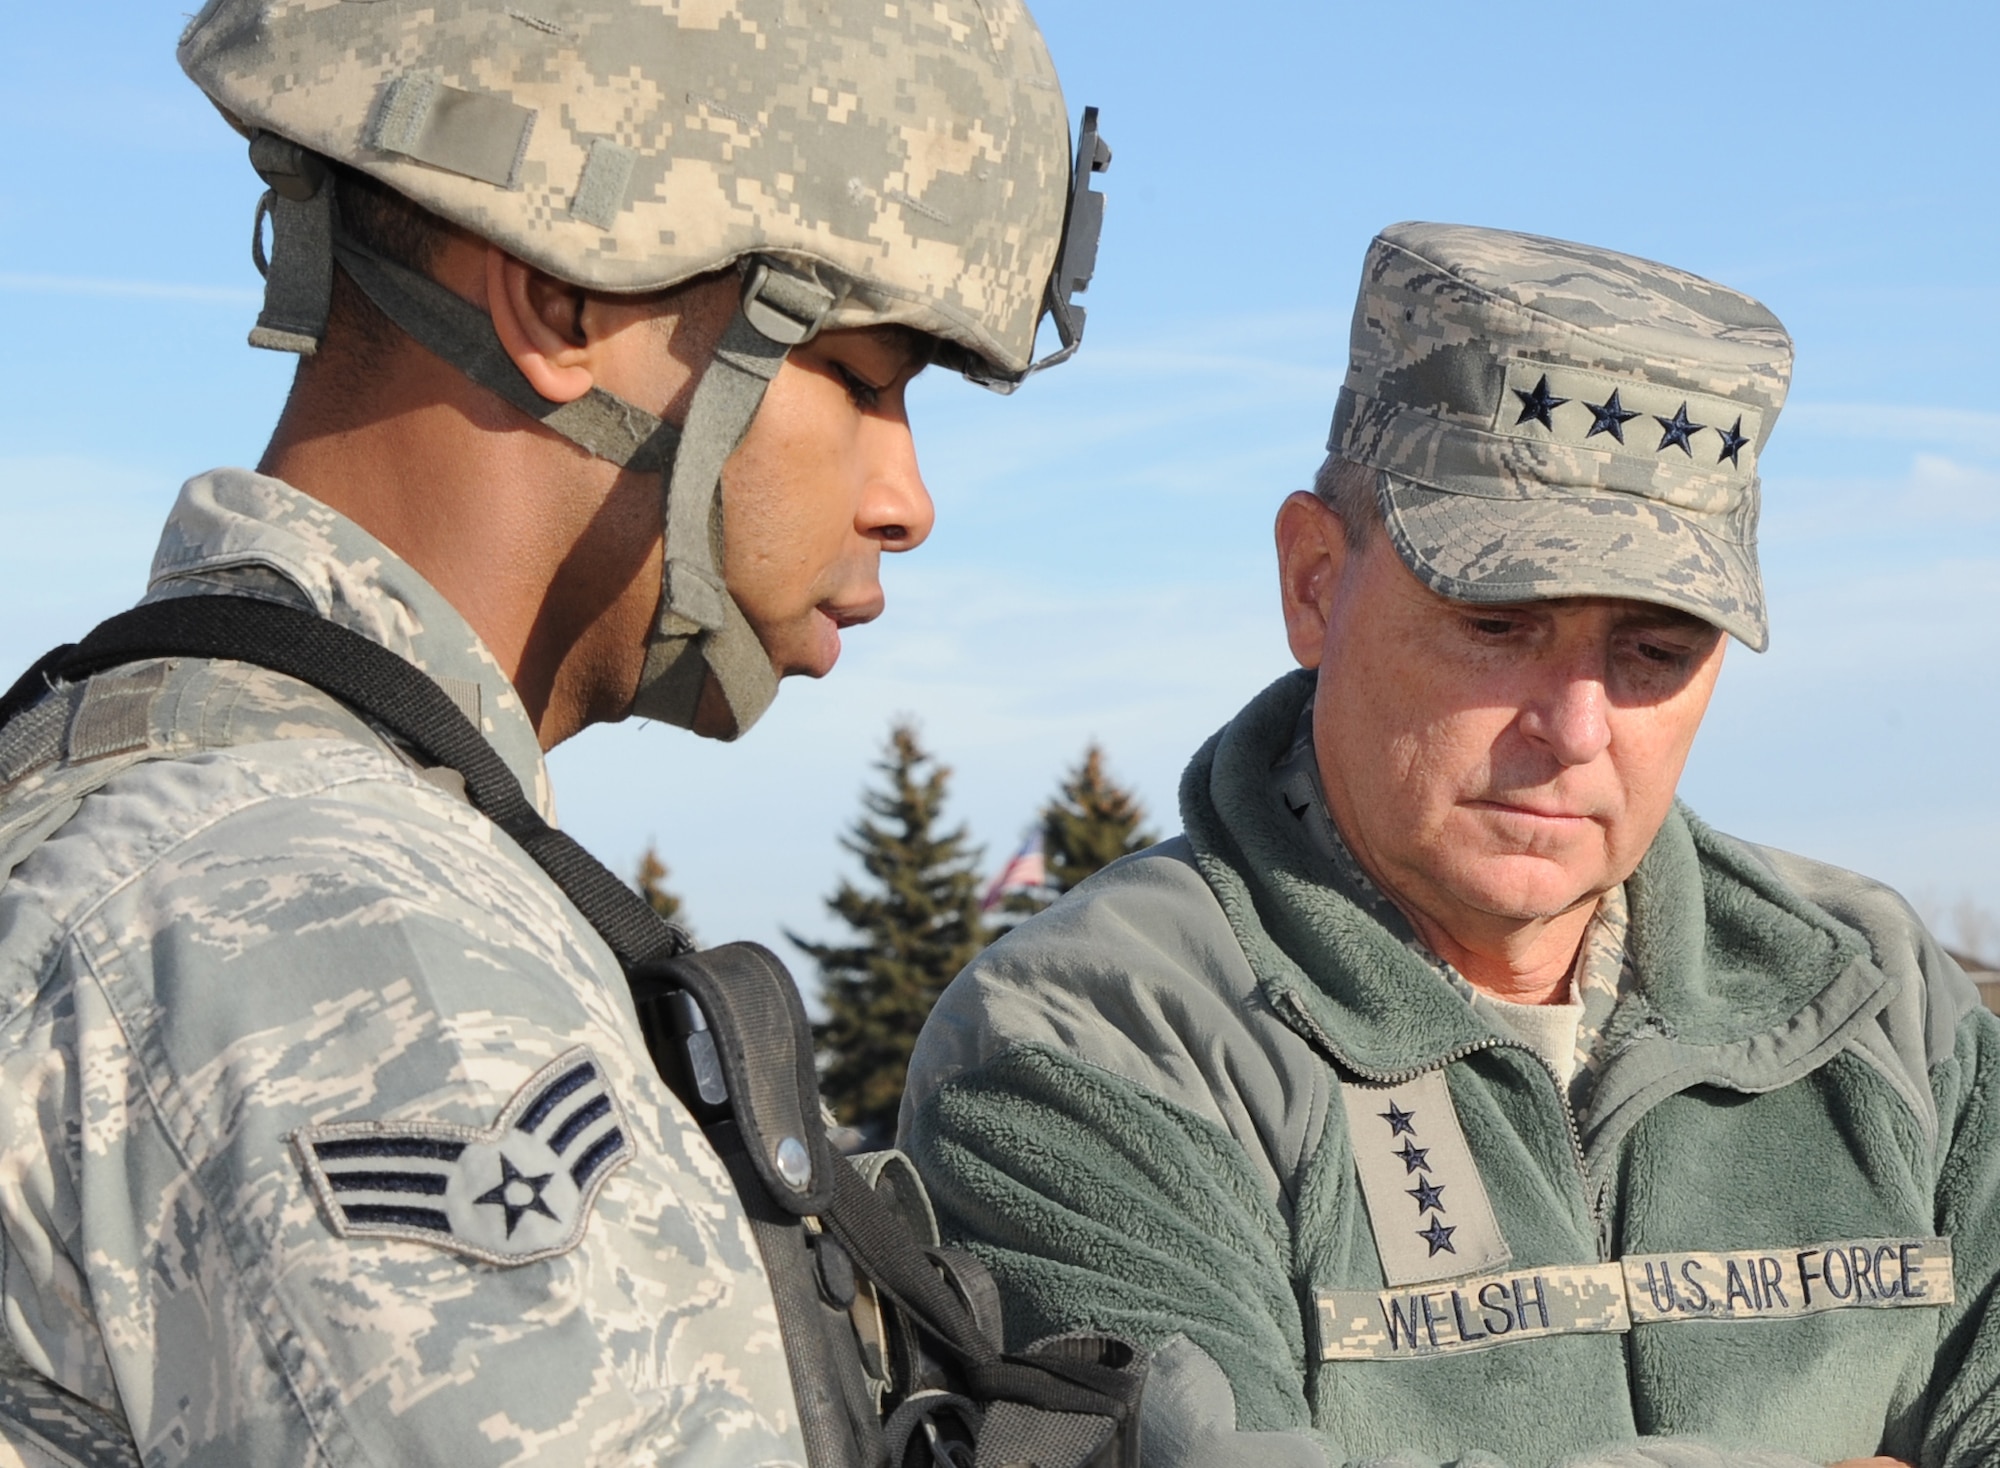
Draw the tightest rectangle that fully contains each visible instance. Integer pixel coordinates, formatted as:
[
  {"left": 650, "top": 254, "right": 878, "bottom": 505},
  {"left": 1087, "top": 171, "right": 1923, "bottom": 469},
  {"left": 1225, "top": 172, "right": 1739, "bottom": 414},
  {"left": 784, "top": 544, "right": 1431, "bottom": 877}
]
[{"left": 970, "top": 105, "right": 1111, "bottom": 393}]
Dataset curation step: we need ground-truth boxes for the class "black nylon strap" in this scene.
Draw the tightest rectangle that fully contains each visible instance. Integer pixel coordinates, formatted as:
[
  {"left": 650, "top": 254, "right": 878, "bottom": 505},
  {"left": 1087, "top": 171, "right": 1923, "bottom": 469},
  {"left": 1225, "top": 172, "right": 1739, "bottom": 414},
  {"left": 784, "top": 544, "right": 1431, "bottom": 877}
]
[
  {"left": 0, "top": 595, "right": 691, "bottom": 968},
  {"left": 819, "top": 1154, "right": 1137, "bottom": 1424},
  {"left": 707, "top": 1120, "right": 880, "bottom": 1468}
]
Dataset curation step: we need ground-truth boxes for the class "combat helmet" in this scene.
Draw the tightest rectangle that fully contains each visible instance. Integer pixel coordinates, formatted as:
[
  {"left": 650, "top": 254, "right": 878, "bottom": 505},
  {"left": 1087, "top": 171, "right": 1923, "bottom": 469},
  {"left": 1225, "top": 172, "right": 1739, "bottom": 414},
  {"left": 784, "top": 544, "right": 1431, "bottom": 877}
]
[{"left": 177, "top": 0, "right": 1108, "bottom": 738}]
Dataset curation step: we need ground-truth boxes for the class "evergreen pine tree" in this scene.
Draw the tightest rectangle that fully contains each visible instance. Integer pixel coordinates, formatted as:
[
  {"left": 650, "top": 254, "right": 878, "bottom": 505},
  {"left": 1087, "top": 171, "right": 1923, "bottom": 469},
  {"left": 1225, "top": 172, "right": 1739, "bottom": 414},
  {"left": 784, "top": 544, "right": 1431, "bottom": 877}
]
[
  {"left": 794, "top": 722, "right": 988, "bottom": 1140},
  {"left": 633, "top": 844, "right": 689, "bottom": 932},
  {"left": 1042, "top": 743, "right": 1155, "bottom": 895}
]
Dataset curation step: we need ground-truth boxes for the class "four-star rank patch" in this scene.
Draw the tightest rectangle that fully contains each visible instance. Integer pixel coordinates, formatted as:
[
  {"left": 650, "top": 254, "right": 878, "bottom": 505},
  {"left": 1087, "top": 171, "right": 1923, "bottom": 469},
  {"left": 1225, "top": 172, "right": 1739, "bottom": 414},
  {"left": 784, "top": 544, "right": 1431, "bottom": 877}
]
[
  {"left": 293, "top": 1047, "right": 635, "bottom": 1266},
  {"left": 1339, "top": 1071, "right": 1510, "bottom": 1287},
  {"left": 1490, "top": 358, "right": 1764, "bottom": 476}
]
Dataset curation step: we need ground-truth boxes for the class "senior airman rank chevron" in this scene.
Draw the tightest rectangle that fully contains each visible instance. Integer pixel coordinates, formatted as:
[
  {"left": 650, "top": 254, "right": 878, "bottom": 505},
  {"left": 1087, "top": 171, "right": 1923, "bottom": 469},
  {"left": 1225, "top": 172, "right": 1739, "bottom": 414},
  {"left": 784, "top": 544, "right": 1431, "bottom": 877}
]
[
  {"left": 1340, "top": 1072, "right": 1510, "bottom": 1286},
  {"left": 293, "top": 1047, "right": 634, "bottom": 1266}
]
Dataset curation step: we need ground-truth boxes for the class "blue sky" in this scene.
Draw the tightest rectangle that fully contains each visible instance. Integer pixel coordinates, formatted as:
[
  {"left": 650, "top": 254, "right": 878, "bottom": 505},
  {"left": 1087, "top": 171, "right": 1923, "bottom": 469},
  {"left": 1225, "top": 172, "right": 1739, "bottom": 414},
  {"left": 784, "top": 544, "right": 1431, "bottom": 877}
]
[{"left": 3, "top": 0, "right": 1997, "bottom": 963}]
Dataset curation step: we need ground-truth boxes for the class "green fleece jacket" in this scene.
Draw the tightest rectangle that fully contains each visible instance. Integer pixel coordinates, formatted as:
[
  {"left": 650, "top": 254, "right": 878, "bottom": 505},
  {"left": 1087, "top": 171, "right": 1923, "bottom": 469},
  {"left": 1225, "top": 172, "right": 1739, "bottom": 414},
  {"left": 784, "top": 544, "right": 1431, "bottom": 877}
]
[{"left": 900, "top": 671, "right": 1999, "bottom": 1468}]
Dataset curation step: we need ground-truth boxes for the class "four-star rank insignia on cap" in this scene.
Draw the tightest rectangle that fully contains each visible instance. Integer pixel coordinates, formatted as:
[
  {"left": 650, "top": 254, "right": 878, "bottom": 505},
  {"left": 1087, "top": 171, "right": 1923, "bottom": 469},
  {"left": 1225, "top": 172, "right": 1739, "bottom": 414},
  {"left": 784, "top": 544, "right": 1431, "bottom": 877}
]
[
  {"left": 1493, "top": 360, "right": 1763, "bottom": 475},
  {"left": 293, "top": 1047, "right": 635, "bottom": 1266}
]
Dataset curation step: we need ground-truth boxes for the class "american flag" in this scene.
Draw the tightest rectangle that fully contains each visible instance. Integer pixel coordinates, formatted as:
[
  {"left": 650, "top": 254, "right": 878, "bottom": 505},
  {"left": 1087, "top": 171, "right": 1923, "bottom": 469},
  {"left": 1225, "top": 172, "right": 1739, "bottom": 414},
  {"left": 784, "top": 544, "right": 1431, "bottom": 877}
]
[{"left": 980, "top": 831, "right": 1047, "bottom": 912}]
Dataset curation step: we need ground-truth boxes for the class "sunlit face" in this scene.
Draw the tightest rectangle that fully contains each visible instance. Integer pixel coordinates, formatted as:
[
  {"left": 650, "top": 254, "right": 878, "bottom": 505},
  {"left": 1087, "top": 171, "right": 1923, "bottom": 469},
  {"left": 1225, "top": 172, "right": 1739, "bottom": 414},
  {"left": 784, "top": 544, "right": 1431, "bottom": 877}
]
[
  {"left": 1278, "top": 494, "right": 1727, "bottom": 943},
  {"left": 718, "top": 325, "right": 934, "bottom": 680},
  {"left": 538, "top": 300, "right": 934, "bottom": 741},
  {"left": 347, "top": 249, "right": 939, "bottom": 746}
]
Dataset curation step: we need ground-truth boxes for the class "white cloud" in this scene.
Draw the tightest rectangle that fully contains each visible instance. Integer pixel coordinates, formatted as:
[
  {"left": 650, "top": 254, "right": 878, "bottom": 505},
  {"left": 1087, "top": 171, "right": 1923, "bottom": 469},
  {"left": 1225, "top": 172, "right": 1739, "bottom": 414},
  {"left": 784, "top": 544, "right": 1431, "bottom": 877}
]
[
  {"left": 0, "top": 274, "right": 261, "bottom": 306},
  {"left": 1901, "top": 453, "right": 2000, "bottom": 521},
  {"left": 1782, "top": 402, "right": 2000, "bottom": 448},
  {"left": 1762, "top": 451, "right": 2000, "bottom": 541}
]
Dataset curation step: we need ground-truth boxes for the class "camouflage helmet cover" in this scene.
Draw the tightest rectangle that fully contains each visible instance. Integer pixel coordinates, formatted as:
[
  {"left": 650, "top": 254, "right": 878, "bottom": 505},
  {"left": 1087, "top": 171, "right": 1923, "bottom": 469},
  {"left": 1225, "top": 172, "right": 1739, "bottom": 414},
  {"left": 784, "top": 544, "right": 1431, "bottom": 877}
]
[{"left": 177, "top": 0, "right": 1075, "bottom": 379}]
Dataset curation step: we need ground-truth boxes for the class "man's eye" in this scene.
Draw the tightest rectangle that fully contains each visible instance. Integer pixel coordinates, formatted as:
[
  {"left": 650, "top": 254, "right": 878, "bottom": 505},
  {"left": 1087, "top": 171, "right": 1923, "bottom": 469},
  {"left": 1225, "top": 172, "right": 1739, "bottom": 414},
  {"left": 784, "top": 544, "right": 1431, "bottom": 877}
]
[
  {"left": 1466, "top": 616, "right": 1523, "bottom": 638},
  {"left": 832, "top": 363, "right": 882, "bottom": 409},
  {"left": 1630, "top": 639, "right": 1692, "bottom": 667}
]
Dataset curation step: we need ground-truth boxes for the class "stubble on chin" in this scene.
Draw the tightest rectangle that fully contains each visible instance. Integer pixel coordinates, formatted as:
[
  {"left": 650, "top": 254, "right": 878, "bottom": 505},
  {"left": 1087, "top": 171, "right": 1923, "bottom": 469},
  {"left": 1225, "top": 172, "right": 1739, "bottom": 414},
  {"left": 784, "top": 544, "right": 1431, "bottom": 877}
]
[{"left": 1426, "top": 822, "right": 1615, "bottom": 926}]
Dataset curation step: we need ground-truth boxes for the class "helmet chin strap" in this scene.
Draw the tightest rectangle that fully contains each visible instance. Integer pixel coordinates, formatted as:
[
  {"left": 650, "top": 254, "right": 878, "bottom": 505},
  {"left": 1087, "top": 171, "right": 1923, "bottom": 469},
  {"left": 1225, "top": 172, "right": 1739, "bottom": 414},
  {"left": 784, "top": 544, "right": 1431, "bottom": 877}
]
[
  {"left": 246, "top": 138, "right": 836, "bottom": 741},
  {"left": 631, "top": 262, "right": 836, "bottom": 736}
]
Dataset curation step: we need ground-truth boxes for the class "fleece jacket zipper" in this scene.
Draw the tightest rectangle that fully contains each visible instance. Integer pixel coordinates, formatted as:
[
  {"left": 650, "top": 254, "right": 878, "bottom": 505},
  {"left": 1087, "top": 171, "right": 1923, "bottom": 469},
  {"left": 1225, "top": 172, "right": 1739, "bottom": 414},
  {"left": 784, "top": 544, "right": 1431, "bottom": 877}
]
[{"left": 1276, "top": 987, "right": 1607, "bottom": 1259}]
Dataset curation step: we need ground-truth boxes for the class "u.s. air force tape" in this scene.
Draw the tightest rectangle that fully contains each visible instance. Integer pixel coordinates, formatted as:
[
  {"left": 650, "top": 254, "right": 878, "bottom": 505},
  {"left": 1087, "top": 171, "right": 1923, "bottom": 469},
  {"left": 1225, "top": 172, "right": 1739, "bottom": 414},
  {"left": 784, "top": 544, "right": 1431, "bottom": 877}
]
[
  {"left": 1622, "top": 1237, "right": 1952, "bottom": 1325},
  {"left": 1316, "top": 1237, "right": 1953, "bottom": 1361}
]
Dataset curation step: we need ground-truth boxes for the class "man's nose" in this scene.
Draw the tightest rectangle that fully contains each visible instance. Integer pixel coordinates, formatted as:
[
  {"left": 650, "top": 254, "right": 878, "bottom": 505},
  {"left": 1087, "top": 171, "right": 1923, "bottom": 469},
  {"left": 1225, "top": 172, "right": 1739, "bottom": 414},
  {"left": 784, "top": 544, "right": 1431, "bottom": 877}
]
[
  {"left": 862, "top": 420, "right": 934, "bottom": 553},
  {"left": 1517, "top": 669, "right": 1612, "bottom": 767}
]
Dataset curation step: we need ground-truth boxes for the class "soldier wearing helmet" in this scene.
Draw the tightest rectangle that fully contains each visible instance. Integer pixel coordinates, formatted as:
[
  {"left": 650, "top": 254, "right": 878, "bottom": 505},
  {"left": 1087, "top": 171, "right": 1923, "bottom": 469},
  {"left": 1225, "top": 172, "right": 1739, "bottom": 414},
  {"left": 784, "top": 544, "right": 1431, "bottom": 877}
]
[{"left": 0, "top": 0, "right": 1105, "bottom": 1461}]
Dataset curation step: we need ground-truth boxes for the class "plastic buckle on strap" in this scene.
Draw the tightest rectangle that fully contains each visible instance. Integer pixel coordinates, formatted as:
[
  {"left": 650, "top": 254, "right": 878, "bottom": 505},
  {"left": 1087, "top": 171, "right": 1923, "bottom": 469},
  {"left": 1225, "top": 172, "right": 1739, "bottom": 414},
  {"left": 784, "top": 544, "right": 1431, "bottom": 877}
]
[
  {"left": 248, "top": 132, "right": 327, "bottom": 203},
  {"left": 740, "top": 260, "right": 836, "bottom": 347},
  {"left": 664, "top": 558, "right": 732, "bottom": 631}
]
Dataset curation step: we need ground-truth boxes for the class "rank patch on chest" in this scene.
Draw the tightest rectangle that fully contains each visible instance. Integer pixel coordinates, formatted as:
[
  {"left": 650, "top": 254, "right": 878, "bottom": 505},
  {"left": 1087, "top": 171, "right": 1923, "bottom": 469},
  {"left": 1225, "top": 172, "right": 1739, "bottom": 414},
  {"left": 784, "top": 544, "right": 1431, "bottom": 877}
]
[
  {"left": 293, "top": 1047, "right": 634, "bottom": 1266},
  {"left": 1339, "top": 1072, "right": 1510, "bottom": 1286}
]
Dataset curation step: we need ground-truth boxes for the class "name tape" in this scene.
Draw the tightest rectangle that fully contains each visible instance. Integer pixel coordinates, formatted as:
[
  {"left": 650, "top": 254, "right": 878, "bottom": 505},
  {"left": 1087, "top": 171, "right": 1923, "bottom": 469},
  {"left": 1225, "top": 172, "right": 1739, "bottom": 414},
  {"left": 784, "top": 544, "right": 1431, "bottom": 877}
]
[{"left": 1317, "top": 1236, "right": 1951, "bottom": 1361}]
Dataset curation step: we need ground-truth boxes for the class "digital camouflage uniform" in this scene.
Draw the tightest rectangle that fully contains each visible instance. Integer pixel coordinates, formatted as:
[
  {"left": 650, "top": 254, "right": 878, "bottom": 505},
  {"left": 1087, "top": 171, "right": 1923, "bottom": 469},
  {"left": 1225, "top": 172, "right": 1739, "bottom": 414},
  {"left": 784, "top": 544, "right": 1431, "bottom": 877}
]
[
  {"left": 1334, "top": 223, "right": 1783, "bottom": 651},
  {"left": 900, "top": 225, "right": 2000, "bottom": 1467},
  {"left": 0, "top": 0, "right": 1096, "bottom": 1458},
  {"left": 0, "top": 470, "right": 803, "bottom": 1466}
]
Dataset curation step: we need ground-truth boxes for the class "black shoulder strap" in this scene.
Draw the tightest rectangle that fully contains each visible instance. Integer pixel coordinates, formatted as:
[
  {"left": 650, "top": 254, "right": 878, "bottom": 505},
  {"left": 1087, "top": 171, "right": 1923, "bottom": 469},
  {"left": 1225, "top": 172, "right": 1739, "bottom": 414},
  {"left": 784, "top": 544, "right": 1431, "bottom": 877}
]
[
  {"left": 0, "top": 594, "right": 691, "bottom": 968},
  {"left": 3, "top": 594, "right": 1144, "bottom": 1468}
]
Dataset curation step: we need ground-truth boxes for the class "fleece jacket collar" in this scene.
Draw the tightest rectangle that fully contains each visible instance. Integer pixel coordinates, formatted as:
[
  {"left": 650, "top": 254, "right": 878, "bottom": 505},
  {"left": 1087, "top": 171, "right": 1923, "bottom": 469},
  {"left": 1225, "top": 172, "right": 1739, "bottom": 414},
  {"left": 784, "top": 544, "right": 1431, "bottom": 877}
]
[{"left": 1179, "top": 671, "right": 1893, "bottom": 1161}]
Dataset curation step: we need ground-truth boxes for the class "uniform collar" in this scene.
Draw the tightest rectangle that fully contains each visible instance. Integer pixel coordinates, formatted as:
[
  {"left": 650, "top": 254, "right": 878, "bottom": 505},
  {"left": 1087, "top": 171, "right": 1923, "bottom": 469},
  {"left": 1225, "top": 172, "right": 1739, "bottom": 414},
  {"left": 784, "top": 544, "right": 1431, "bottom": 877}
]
[
  {"left": 145, "top": 468, "right": 555, "bottom": 819},
  {"left": 1181, "top": 669, "right": 1495, "bottom": 1082},
  {"left": 1268, "top": 700, "right": 1632, "bottom": 1112},
  {"left": 1181, "top": 671, "right": 1887, "bottom": 1107}
]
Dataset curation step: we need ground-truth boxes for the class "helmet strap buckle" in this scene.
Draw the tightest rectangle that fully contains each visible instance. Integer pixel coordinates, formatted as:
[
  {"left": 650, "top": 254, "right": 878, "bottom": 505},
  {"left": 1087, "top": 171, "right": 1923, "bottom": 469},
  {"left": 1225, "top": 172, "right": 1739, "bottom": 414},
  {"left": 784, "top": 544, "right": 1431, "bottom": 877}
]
[{"left": 740, "top": 260, "right": 838, "bottom": 347}]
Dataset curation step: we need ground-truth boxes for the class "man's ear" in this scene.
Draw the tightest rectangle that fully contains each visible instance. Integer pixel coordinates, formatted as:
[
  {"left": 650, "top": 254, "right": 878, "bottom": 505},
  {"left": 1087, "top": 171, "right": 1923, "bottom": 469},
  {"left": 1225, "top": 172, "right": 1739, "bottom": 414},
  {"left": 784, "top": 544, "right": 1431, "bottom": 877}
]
[
  {"left": 486, "top": 248, "right": 595, "bottom": 404},
  {"left": 1274, "top": 491, "right": 1349, "bottom": 671}
]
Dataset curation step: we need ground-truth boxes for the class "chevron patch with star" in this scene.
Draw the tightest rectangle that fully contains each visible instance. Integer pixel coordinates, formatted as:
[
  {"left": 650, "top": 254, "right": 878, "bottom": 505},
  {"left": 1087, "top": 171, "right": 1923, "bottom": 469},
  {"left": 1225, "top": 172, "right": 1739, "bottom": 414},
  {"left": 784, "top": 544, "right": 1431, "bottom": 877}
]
[{"left": 292, "top": 1046, "right": 635, "bottom": 1265}]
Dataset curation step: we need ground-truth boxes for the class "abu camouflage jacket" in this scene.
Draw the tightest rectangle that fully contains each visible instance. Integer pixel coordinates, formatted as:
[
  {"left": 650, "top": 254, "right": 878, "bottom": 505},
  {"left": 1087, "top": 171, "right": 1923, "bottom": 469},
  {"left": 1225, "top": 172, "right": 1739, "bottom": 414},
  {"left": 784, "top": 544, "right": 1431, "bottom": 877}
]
[
  {"left": 902, "top": 669, "right": 2000, "bottom": 1468},
  {"left": 0, "top": 470, "right": 805, "bottom": 1466}
]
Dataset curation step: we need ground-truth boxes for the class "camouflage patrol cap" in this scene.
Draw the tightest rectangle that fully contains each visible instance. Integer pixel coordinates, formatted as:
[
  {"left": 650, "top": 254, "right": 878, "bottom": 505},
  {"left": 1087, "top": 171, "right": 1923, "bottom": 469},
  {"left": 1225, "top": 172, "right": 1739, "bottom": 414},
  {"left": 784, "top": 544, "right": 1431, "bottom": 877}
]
[
  {"left": 178, "top": 0, "right": 1079, "bottom": 379},
  {"left": 1330, "top": 222, "right": 1793, "bottom": 649}
]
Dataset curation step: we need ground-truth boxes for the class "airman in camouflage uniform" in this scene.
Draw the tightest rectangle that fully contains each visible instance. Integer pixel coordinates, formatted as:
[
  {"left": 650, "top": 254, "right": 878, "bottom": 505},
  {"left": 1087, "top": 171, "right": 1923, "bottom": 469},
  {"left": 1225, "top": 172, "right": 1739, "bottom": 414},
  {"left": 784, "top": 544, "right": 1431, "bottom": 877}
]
[
  {"left": 0, "top": 0, "right": 1098, "bottom": 1460},
  {"left": 902, "top": 225, "right": 2000, "bottom": 1467}
]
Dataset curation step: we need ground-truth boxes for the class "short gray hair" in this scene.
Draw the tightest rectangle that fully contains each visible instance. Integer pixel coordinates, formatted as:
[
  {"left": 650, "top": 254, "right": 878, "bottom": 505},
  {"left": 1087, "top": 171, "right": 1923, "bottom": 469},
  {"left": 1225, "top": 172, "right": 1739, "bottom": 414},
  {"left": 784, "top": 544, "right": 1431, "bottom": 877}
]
[{"left": 1310, "top": 454, "right": 1382, "bottom": 551}]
